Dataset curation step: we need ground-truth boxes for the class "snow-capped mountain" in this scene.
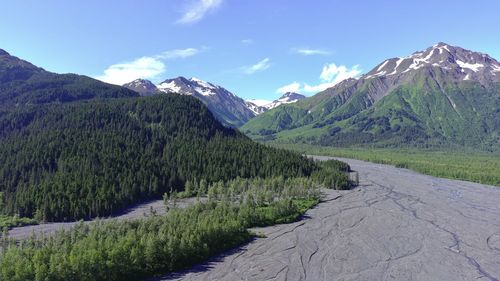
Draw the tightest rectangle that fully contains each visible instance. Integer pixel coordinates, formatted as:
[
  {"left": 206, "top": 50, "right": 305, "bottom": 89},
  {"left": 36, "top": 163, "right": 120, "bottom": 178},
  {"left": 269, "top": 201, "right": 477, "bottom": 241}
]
[
  {"left": 123, "top": 77, "right": 306, "bottom": 124},
  {"left": 157, "top": 77, "right": 221, "bottom": 97},
  {"left": 156, "top": 77, "right": 256, "bottom": 127},
  {"left": 242, "top": 42, "right": 500, "bottom": 149},
  {"left": 314, "top": 42, "right": 500, "bottom": 106},
  {"left": 362, "top": 42, "right": 500, "bottom": 85},
  {"left": 245, "top": 92, "right": 306, "bottom": 115},
  {"left": 123, "top": 79, "right": 158, "bottom": 96},
  {"left": 245, "top": 100, "right": 268, "bottom": 115},
  {"left": 266, "top": 92, "right": 306, "bottom": 110}
]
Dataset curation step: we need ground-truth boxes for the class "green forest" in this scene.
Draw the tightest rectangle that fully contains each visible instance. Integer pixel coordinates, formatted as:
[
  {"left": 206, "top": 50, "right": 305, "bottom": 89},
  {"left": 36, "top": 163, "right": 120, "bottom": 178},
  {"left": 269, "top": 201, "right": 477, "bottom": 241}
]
[
  {"left": 0, "top": 94, "right": 319, "bottom": 222},
  {"left": 0, "top": 168, "right": 350, "bottom": 281}
]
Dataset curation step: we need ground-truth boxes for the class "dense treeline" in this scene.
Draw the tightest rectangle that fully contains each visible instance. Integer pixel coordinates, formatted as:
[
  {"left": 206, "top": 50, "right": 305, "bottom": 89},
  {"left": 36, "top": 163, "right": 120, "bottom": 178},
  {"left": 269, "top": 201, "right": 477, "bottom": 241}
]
[
  {"left": 0, "top": 94, "right": 317, "bottom": 221},
  {"left": 0, "top": 176, "right": 330, "bottom": 281}
]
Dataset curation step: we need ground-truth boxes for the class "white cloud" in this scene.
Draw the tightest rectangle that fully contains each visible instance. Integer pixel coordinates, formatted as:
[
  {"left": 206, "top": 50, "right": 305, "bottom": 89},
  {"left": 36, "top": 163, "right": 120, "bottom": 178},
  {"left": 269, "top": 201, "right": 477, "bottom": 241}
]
[
  {"left": 96, "top": 47, "right": 202, "bottom": 85},
  {"left": 293, "top": 48, "right": 331, "bottom": 56},
  {"left": 176, "top": 0, "right": 222, "bottom": 24},
  {"left": 243, "top": 58, "right": 271, "bottom": 74},
  {"left": 276, "top": 82, "right": 301, "bottom": 94},
  {"left": 96, "top": 57, "right": 166, "bottom": 85},
  {"left": 277, "top": 63, "right": 361, "bottom": 94},
  {"left": 303, "top": 82, "right": 335, "bottom": 93},
  {"left": 157, "top": 48, "right": 200, "bottom": 59},
  {"left": 303, "top": 64, "right": 361, "bottom": 93},
  {"left": 320, "top": 63, "right": 361, "bottom": 83}
]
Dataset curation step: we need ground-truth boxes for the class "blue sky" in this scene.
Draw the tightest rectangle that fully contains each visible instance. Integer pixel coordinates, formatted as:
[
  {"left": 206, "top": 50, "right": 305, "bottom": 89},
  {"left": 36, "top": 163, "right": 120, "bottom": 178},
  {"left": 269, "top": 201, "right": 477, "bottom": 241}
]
[{"left": 1, "top": 0, "right": 499, "bottom": 101}]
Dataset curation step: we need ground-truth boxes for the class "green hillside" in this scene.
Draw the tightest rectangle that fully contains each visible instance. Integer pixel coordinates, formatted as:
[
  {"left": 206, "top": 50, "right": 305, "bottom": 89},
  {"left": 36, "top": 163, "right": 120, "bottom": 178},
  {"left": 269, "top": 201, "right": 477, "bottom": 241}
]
[
  {"left": 242, "top": 44, "right": 500, "bottom": 151},
  {"left": 0, "top": 94, "right": 317, "bottom": 222}
]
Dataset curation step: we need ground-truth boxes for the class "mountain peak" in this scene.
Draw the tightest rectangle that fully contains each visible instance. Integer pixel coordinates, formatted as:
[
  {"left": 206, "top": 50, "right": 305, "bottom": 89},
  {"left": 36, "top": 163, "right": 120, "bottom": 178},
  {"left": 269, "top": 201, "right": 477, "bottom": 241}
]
[
  {"left": 0, "top": 49, "right": 9, "bottom": 56},
  {"left": 123, "top": 79, "right": 157, "bottom": 96},
  {"left": 156, "top": 76, "right": 254, "bottom": 126},
  {"left": 265, "top": 92, "right": 306, "bottom": 110},
  {"left": 279, "top": 92, "right": 305, "bottom": 100},
  {"left": 158, "top": 76, "right": 219, "bottom": 97},
  {"left": 363, "top": 43, "right": 500, "bottom": 82},
  {"left": 189, "top": 77, "right": 218, "bottom": 90}
]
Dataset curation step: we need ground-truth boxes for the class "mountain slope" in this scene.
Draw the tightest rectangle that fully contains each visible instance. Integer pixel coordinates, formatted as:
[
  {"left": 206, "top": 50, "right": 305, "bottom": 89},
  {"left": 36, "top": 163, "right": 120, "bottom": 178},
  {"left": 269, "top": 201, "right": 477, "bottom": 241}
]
[
  {"left": 0, "top": 48, "right": 138, "bottom": 106},
  {"left": 242, "top": 43, "right": 500, "bottom": 150},
  {"left": 158, "top": 77, "right": 255, "bottom": 127}
]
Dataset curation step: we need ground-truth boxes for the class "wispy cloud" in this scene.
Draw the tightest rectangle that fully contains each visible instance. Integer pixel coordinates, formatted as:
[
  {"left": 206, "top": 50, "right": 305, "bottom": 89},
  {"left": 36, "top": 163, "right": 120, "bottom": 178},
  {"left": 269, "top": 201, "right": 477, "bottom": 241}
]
[
  {"left": 176, "top": 0, "right": 223, "bottom": 24},
  {"left": 157, "top": 48, "right": 201, "bottom": 59},
  {"left": 243, "top": 58, "right": 271, "bottom": 74},
  {"left": 293, "top": 48, "right": 331, "bottom": 56},
  {"left": 277, "top": 82, "right": 301, "bottom": 94},
  {"left": 96, "top": 47, "right": 202, "bottom": 85},
  {"left": 96, "top": 57, "right": 166, "bottom": 85},
  {"left": 276, "top": 63, "right": 361, "bottom": 94},
  {"left": 241, "top": 39, "right": 254, "bottom": 45}
]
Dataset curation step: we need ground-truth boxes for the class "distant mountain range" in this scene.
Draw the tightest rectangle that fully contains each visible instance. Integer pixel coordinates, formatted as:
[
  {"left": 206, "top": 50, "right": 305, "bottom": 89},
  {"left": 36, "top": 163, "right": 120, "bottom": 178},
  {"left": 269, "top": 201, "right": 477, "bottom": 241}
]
[
  {"left": 123, "top": 77, "right": 306, "bottom": 127},
  {"left": 4, "top": 42, "right": 498, "bottom": 151},
  {"left": 242, "top": 43, "right": 500, "bottom": 150}
]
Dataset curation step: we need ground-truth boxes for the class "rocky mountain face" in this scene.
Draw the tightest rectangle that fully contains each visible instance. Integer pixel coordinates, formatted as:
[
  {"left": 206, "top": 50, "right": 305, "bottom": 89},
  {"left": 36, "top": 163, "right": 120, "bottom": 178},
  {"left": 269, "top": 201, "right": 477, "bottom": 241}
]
[
  {"left": 155, "top": 77, "right": 256, "bottom": 127},
  {"left": 242, "top": 43, "right": 500, "bottom": 150},
  {"left": 123, "top": 79, "right": 158, "bottom": 96},
  {"left": 122, "top": 77, "right": 256, "bottom": 127}
]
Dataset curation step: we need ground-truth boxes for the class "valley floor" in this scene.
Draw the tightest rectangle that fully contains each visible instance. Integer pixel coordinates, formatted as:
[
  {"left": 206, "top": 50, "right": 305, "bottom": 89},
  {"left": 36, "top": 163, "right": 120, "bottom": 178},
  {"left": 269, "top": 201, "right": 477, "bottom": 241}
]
[
  {"left": 159, "top": 157, "right": 500, "bottom": 281},
  {"left": 276, "top": 145, "right": 500, "bottom": 187}
]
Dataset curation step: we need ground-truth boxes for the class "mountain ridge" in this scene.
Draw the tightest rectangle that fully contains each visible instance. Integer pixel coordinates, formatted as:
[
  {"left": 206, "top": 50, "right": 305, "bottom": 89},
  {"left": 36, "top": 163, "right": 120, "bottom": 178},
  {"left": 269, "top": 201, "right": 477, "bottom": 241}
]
[
  {"left": 123, "top": 77, "right": 306, "bottom": 127},
  {"left": 242, "top": 43, "right": 500, "bottom": 150},
  {"left": 0, "top": 48, "right": 138, "bottom": 106}
]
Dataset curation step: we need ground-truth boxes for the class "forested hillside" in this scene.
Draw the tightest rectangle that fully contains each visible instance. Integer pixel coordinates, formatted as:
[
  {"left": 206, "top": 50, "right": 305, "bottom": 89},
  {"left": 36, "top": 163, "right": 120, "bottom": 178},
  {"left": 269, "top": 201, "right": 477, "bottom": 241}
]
[
  {"left": 0, "top": 48, "right": 138, "bottom": 107},
  {"left": 0, "top": 94, "right": 316, "bottom": 221}
]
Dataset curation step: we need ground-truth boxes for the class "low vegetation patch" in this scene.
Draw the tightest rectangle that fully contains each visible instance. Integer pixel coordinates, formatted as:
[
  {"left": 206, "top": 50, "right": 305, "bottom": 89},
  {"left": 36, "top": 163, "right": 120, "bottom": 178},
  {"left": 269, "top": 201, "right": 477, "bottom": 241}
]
[{"left": 0, "top": 215, "right": 37, "bottom": 231}]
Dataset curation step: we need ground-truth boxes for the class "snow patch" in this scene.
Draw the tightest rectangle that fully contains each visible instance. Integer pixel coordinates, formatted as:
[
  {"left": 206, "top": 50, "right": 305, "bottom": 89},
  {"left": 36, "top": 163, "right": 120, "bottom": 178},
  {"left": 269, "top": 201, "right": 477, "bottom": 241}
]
[
  {"left": 456, "top": 60, "right": 484, "bottom": 72},
  {"left": 158, "top": 81, "right": 182, "bottom": 93},
  {"left": 387, "top": 58, "right": 404, "bottom": 75},
  {"left": 191, "top": 77, "right": 215, "bottom": 89},
  {"left": 377, "top": 60, "right": 389, "bottom": 72},
  {"left": 195, "top": 87, "right": 216, "bottom": 96},
  {"left": 402, "top": 59, "right": 425, "bottom": 73}
]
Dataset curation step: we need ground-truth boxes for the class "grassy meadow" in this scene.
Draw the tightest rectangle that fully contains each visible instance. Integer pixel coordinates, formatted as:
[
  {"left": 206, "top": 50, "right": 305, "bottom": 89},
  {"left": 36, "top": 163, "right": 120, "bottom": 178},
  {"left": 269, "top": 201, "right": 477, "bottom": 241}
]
[{"left": 275, "top": 144, "right": 500, "bottom": 187}]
